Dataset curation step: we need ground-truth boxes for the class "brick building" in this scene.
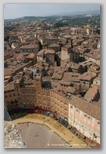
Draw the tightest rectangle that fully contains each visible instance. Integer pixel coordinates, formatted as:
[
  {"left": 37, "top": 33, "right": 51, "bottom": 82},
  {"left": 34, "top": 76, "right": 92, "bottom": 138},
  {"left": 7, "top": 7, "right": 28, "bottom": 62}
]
[
  {"left": 20, "top": 44, "right": 39, "bottom": 54},
  {"left": 4, "top": 76, "right": 100, "bottom": 144},
  {"left": 79, "top": 72, "right": 96, "bottom": 93},
  {"left": 61, "top": 46, "right": 74, "bottom": 61},
  {"left": 68, "top": 96, "right": 100, "bottom": 144},
  {"left": 37, "top": 49, "right": 55, "bottom": 65}
]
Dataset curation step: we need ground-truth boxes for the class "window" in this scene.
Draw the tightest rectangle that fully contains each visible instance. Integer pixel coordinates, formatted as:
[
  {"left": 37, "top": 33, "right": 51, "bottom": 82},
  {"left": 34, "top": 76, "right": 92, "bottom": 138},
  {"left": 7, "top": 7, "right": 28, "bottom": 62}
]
[
  {"left": 76, "top": 109, "right": 79, "bottom": 112},
  {"left": 88, "top": 116, "right": 90, "bottom": 119},
  {"left": 98, "top": 121, "right": 100, "bottom": 124},
  {"left": 70, "top": 106, "right": 73, "bottom": 108}
]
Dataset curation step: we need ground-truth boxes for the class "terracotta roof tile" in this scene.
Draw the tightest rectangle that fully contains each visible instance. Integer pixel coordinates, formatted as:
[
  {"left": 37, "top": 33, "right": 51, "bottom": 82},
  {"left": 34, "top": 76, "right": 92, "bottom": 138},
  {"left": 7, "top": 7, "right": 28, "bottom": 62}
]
[{"left": 70, "top": 95, "right": 100, "bottom": 120}]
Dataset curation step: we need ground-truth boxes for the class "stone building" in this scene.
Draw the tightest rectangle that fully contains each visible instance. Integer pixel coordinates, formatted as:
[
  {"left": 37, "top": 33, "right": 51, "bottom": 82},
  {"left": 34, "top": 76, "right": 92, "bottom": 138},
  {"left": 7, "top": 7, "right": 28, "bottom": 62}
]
[
  {"left": 48, "top": 44, "right": 60, "bottom": 52},
  {"left": 61, "top": 46, "right": 74, "bottom": 61},
  {"left": 20, "top": 44, "right": 39, "bottom": 54},
  {"left": 37, "top": 49, "right": 55, "bottom": 65},
  {"left": 79, "top": 72, "right": 96, "bottom": 93}
]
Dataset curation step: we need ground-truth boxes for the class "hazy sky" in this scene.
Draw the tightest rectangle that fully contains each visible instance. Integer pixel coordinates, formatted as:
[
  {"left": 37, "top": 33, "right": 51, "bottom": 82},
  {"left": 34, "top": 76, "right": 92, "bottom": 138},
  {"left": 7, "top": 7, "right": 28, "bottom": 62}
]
[{"left": 4, "top": 3, "right": 100, "bottom": 19}]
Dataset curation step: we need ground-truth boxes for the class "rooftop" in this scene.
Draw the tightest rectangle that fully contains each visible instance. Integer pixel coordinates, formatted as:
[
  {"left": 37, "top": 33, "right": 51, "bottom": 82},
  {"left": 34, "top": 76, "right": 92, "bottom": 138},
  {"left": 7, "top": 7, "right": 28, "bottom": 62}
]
[
  {"left": 20, "top": 44, "right": 39, "bottom": 49},
  {"left": 4, "top": 68, "right": 12, "bottom": 76},
  {"left": 37, "top": 48, "right": 55, "bottom": 56},
  {"left": 62, "top": 72, "right": 80, "bottom": 83},
  {"left": 13, "top": 53, "right": 25, "bottom": 60},
  {"left": 26, "top": 53, "right": 35, "bottom": 59},
  {"left": 4, "top": 82, "right": 14, "bottom": 92},
  {"left": 69, "top": 95, "right": 100, "bottom": 120},
  {"left": 84, "top": 84, "right": 99, "bottom": 101},
  {"left": 80, "top": 72, "right": 96, "bottom": 81}
]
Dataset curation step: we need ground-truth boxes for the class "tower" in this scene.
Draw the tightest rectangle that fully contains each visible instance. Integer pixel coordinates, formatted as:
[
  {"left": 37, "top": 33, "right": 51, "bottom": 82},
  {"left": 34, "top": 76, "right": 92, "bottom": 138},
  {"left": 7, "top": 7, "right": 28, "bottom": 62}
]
[
  {"left": 14, "top": 79, "right": 20, "bottom": 91},
  {"left": 61, "top": 46, "right": 74, "bottom": 61},
  {"left": 33, "top": 75, "right": 42, "bottom": 90}
]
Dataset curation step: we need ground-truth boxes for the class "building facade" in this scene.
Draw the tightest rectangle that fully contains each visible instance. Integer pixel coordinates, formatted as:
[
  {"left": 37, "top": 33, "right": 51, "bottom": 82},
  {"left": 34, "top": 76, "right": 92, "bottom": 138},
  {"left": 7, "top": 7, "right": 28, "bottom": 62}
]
[{"left": 4, "top": 76, "right": 100, "bottom": 144}]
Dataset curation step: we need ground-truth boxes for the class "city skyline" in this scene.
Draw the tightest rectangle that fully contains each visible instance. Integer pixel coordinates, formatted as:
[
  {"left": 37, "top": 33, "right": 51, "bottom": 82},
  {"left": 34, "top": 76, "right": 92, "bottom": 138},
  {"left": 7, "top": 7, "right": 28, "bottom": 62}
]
[{"left": 4, "top": 3, "right": 100, "bottom": 19}]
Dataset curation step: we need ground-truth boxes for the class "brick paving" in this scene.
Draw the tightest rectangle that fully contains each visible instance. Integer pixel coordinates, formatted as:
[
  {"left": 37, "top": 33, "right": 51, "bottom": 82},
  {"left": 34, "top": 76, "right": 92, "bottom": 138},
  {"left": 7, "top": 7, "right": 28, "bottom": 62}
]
[
  {"left": 13, "top": 114, "right": 90, "bottom": 148},
  {"left": 16, "top": 123, "right": 70, "bottom": 148}
]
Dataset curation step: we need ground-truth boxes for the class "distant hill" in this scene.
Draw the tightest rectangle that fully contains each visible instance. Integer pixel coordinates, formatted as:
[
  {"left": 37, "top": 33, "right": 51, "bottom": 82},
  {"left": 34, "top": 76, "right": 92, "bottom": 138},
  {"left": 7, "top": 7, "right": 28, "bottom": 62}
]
[
  {"left": 54, "top": 9, "right": 100, "bottom": 16},
  {"left": 4, "top": 10, "right": 100, "bottom": 23},
  {"left": 4, "top": 16, "right": 46, "bottom": 23}
]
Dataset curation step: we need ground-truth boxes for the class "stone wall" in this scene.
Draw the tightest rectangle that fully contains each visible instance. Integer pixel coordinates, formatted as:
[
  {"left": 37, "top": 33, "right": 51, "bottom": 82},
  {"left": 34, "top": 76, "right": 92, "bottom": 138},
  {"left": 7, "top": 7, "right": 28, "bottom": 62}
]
[{"left": 4, "top": 107, "right": 26, "bottom": 148}]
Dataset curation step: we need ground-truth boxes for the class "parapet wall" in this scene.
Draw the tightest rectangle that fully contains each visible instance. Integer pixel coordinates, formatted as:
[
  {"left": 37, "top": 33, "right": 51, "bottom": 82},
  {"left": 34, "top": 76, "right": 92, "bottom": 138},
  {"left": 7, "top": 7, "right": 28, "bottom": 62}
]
[{"left": 4, "top": 107, "right": 26, "bottom": 148}]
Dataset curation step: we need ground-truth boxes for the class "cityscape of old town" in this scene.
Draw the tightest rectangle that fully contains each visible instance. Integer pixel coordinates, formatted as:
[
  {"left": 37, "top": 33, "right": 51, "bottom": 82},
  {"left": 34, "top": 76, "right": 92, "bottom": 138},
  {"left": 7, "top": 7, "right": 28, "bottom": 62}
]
[{"left": 4, "top": 4, "right": 100, "bottom": 148}]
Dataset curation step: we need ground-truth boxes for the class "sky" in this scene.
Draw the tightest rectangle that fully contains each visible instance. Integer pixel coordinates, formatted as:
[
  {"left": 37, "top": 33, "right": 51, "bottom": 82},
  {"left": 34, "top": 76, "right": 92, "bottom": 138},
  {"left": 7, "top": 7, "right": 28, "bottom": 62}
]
[{"left": 4, "top": 3, "right": 100, "bottom": 19}]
